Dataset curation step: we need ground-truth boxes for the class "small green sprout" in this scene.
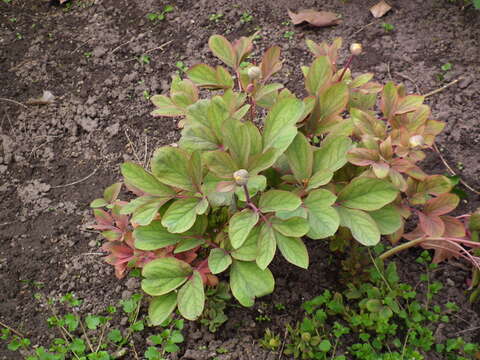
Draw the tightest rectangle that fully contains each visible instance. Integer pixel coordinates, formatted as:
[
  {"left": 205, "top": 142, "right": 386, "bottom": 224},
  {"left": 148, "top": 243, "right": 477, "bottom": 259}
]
[
  {"left": 283, "top": 31, "right": 295, "bottom": 40},
  {"left": 209, "top": 13, "right": 224, "bottom": 22},
  {"left": 240, "top": 12, "right": 253, "bottom": 23},
  {"left": 381, "top": 22, "right": 394, "bottom": 31},
  {"left": 441, "top": 62, "right": 453, "bottom": 71}
]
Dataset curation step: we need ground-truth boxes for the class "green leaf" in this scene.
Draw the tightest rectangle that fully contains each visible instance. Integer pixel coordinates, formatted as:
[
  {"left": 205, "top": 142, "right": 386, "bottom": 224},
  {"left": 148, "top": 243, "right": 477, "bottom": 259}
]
[
  {"left": 257, "top": 224, "right": 277, "bottom": 270},
  {"left": 174, "top": 238, "right": 205, "bottom": 253},
  {"left": 285, "top": 132, "right": 313, "bottom": 183},
  {"left": 304, "top": 189, "right": 340, "bottom": 239},
  {"left": 131, "top": 198, "right": 169, "bottom": 226},
  {"left": 203, "top": 150, "right": 238, "bottom": 178},
  {"left": 313, "top": 136, "right": 352, "bottom": 172},
  {"left": 103, "top": 182, "right": 122, "bottom": 203},
  {"left": 195, "top": 197, "right": 209, "bottom": 215},
  {"left": 222, "top": 118, "right": 251, "bottom": 168},
  {"left": 247, "top": 148, "right": 278, "bottom": 175},
  {"left": 229, "top": 209, "right": 259, "bottom": 249},
  {"left": 90, "top": 198, "right": 108, "bottom": 208},
  {"left": 148, "top": 292, "right": 178, "bottom": 326},
  {"left": 366, "top": 299, "right": 382, "bottom": 312},
  {"left": 151, "top": 147, "right": 195, "bottom": 192},
  {"left": 107, "top": 329, "right": 123, "bottom": 343},
  {"left": 177, "top": 271, "right": 205, "bottom": 320},
  {"left": 275, "top": 233, "right": 309, "bottom": 269},
  {"left": 319, "top": 339, "right": 332, "bottom": 352},
  {"left": 186, "top": 64, "right": 218, "bottom": 86},
  {"left": 208, "top": 248, "right": 233, "bottom": 274},
  {"left": 306, "top": 169, "right": 334, "bottom": 191},
  {"left": 230, "top": 260, "right": 275, "bottom": 307},
  {"left": 368, "top": 205, "right": 402, "bottom": 235},
  {"left": 337, "top": 177, "right": 398, "bottom": 211},
  {"left": 150, "top": 95, "right": 184, "bottom": 117},
  {"left": 259, "top": 190, "right": 301, "bottom": 213},
  {"left": 231, "top": 225, "right": 259, "bottom": 261},
  {"left": 336, "top": 206, "right": 380, "bottom": 246},
  {"left": 142, "top": 258, "right": 192, "bottom": 296},
  {"left": 305, "top": 56, "right": 332, "bottom": 95},
  {"left": 319, "top": 82, "right": 349, "bottom": 123},
  {"left": 134, "top": 220, "right": 181, "bottom": 250},
  {"left": 234, "top": 175, "right": 267, "bottom": 201},
  {"left": 121, "top": 162, "right": 175, "bottom": 197},
  {"left": 209, "top": 35, "right": 237, "bottom": 68},
  {"left": 271, "top": 217, "right": 309, "bottom": 237},
  {"left": 162, "top": 198, "right": 200, "bottom": 233},
  {"left": 337, "top": 177, "right": 399, "bottom": 211},
  {"left": 85, "top": 315, "right": 101, "bottom": 330},
  {"left": 263, "top": 97, "right": 305, "bottom": 154}
]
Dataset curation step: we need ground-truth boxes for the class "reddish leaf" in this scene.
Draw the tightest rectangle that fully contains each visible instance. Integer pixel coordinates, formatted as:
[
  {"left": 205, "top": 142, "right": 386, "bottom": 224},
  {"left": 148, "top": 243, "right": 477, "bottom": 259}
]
[
  {"left": 260, "top": 46, "right": 282, "bottom": 82},
  {"left": 347, "top": 148, "right": 379, "bottom": 166},
  {"left": 441, "top": 216, "right": 466, "bottom": 238},
  {"left": 418, "top": 211, "right": 445, "bottom": 237},
  {"left": 287, "top": 9, "right": 342, "bottom": 27},
  {"left": 94, "top": 209, "right": 114, "bottom": 227},
  {"left": 420, "top": 239, "right": 460, "bottom": 264},
  {"left": 424, "top": 193, "right": 459, "bottom": 216}
]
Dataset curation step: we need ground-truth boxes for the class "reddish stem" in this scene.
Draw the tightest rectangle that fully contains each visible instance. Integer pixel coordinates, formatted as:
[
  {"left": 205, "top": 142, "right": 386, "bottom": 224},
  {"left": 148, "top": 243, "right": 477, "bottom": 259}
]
[{"left": 338, "top": 55, "right": 355, "bottom": 82}]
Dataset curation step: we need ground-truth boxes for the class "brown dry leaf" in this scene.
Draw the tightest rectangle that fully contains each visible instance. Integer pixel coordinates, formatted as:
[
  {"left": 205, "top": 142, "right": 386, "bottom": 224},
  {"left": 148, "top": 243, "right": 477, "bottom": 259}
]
[
  {"left": 370, "top": 0, "right": 392, "bottom": 18},
  {"left": 26, "top": 90, "right": 55, "bottom": 105},
  {"left": 287, "top": 9, "right": 342, "bottom": 27}
]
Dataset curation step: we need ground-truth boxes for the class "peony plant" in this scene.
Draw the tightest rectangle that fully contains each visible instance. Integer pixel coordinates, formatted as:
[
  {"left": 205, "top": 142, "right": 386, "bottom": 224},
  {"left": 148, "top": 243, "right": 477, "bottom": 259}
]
[{"left": 90, "top": 33, "right": 480, "bottom": 324}]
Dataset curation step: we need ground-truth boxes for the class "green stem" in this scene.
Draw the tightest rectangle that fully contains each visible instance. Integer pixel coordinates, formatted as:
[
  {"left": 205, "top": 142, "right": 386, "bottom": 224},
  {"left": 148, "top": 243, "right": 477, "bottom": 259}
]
[{"left": 379, "top": 238, "right": 426, "bottom": 261}]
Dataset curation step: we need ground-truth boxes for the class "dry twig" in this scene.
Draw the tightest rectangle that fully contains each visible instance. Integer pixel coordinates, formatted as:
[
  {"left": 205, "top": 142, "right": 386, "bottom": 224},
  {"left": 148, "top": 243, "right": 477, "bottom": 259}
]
[
  {"left": 433, "top": 143, "right": 480, "bottom": 195},
  {"left": 0, "top": 320, "right": 25, "bottom": 338},
  {"left": 52, "top": 168, "right": 98, "bottom": 188},
  {"left": 0, "top": 97, "right": 27, "bottom": 109},
  {"left": 424, "top": 77, "right": 462, "bottom": 97}
]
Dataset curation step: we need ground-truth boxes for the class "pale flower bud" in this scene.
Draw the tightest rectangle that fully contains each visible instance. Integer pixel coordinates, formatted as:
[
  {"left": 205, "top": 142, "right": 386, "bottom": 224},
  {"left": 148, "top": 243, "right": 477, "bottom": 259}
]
[
  {"left": 233, "top": 169, "right": 249, "bottom": 186},
  {"left": 409, "top": 135, "right": 425, "bottom": 148},
  {"left": 349, "top": 43, "right": 363, "bottom": 56},
  {"left": 247, "top": 66, "right": 261, "bottom": 80}
]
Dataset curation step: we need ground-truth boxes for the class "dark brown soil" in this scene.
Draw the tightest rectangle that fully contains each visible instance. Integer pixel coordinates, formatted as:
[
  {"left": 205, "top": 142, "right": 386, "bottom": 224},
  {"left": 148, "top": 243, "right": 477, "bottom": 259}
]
[{"left": 1, "top": 0, "right": 479, "bottom": 359}]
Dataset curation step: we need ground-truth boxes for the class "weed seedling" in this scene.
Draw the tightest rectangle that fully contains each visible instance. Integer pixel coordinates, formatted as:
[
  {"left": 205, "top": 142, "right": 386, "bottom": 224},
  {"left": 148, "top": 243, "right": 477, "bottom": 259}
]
[
  {"left": 283, "top": 31, "right": 295, "bottom": 40},
  {"left": 240, "top": 12, "right": 253, "bottom": 23},
  {"left": 209, "top": 13, "right": 224, "bottom": 23},
  {"left": 381, "top": 22, "right": 395, "bottom": 31},
  {"left": 146, "top": 5, "right": 174, "bottom": 22},
  {"left": 260, "top": 329, "right": 281, "bottom": 350},
  {"left": 175, "top": 61, "right": 188, "bottom": 74},
  {"left": 138, "top": 55, "right": 151, "bottom": 65}
]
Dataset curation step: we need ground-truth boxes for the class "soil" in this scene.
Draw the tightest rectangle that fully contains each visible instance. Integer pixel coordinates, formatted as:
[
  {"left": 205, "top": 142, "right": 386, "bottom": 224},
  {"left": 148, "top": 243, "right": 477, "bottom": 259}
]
[{"left": 1, "top": 0, "right": 479, "bottom": 359}]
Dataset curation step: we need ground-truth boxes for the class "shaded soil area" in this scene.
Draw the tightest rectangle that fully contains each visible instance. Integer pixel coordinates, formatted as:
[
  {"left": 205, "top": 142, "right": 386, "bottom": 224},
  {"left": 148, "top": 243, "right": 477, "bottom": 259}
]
[{"left": 1, "top": 0, "right": 479, "bottom": 359}]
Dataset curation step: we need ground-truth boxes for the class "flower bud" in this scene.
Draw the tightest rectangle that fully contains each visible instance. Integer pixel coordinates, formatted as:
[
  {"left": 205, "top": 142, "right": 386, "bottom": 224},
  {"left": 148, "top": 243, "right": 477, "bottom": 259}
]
[
  {"left": 245, "top": 83, "right": 255, "bottom": 93},
  {"left": 409, "top": 135, "right": 425, "bottom": 148},
  {"left": 233, "top": 169, "right": 249, "bottom": 186},
  {"left": 349, "top": 43, "right": 363, "bottom": 56},
  {"left": 247, "top": 66, "right": 261, "bottom": 80}
]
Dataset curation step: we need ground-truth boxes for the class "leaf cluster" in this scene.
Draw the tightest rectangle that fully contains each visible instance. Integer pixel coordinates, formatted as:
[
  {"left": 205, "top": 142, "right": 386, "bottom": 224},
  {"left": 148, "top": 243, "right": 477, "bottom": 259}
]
[{"left": 91, "top": 33, "right": 480, "bottom": 323}]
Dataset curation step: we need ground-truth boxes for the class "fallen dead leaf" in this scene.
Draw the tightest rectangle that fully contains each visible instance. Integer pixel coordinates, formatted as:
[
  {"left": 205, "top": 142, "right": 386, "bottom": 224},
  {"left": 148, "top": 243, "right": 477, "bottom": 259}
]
[
  {"left": 26, "top": 90, "right": 55, "bottom": 105},
  {"left": 287, "top": 9, "right": 342, "bottom": 27},
  {"left": 370, "top": 0, "right": 392, "bottom": 18}
]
